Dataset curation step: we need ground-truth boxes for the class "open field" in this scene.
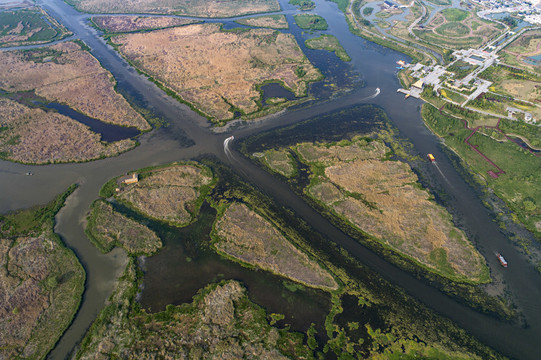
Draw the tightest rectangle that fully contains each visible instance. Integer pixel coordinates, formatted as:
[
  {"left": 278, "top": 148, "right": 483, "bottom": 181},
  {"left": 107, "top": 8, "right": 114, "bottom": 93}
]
[
  {"left": 112, "top": 23, "right": 321, "bottom": 122},
  {"left": 289, "top": 0, "right": 315, "bottom": 11},
  {"left": 0, "top": 41, "right": 149, "bottom": 130},
  {"left": 116, "top": 164, "right": 214, "bottom": 226},
  {"left": 293, "top": 14, "right": 328, "bottom": 30},
  {"left": 500, "top": 29, "right": 541, "bottom": 74},
  {"left": 413, "top": 9, "right": 501, "bottom": 50},
  {"left": 214, "top": 202, "right": 338, "bottom": 290},
  {"left": 86, "top": 200, "right": 161, "bottom": 255},
  {"left": 479, "top": 63, "right": 541, "bottom": 104},
  {"left": 262, "top": 149, "right": 296, "bottom": 177},
  {"left": 422, "top": 105, "right": 541, "bottom": 236},
  {"left": 0, "top": 186, "right": 85, "bottom": 360},
  {"left": 0, "top": 98, "right": 135, "bottom": 164},
  {"left": 0, "top": 6, "right": 71, "bottom": 47},
  {"left": 91, "top": 15, "right": 198, "bottom": 33},
  {"left": 294, "top": 138, "right": 489, "bottom": 282},
  {"left": 305, "top": 34, "right": 351, "bottom": 61},
  {"left": 235, "top": 14, "right": 288, "bottom": 29},
  {"left": 66, "top": 0, "right": 280, "bottom": 17}
]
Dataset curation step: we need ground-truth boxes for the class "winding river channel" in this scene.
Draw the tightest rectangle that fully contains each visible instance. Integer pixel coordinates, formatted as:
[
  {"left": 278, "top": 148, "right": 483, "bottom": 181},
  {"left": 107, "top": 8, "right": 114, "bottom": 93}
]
[{"left": 1, "top": 0, "right": 540, "bottom": 358}]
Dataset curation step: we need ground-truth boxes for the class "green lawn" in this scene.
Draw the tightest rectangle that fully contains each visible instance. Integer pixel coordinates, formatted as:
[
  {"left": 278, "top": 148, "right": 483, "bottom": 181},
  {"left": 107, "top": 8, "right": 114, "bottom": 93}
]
[
  {"left": 422, "top": 105, "right": 541, "bottom": 237},
  {"left": 293, "top": 14, "right": 329, "bottom": 30},
  {"left": 305, "top": 34, "right": 351, "bottom": 61},
  {"left": 441, "top": 8, "right": 469, "bottom": 22}
]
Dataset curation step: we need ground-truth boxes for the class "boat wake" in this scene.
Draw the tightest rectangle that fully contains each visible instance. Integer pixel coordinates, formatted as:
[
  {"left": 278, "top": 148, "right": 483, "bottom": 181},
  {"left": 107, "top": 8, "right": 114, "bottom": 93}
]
[
  {"left": 433, "top": 162, "right": 452, "bottom": 187},
  {"left": 223, "top": 135, "right": 235, "bottom": 162},
  {"left": 359, "top": 87, "right": 380, "bottom": 101}
]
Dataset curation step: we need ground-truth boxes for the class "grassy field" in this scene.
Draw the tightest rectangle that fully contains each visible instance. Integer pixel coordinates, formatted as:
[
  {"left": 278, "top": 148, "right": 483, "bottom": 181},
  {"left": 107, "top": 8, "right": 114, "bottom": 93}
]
[
  {"left": 86, "top": 199, "right": 162, "bottom": 255},
  {"left": 293, "top": 14, "right": 329, "bottom": 30},
  {"left": 0, "top": 7, "right": 71, "bottom": 47},
  {"left": 66, "top": 0, "right": 280, "bottom": 17},
  {"left": 479, "top": 64, "right": 541, "bottom": 105},
  {"left": 235, "top": 14, "right": 288, "bottom": 29},
  {"left": 0, "top": 185, "right": 85, "bottom": 360},
  {"left": 500, "top": 29, "right": 541, "bottom": 74},
  {"left": 289, "top": 0, "right": 315, "bottom": 10},
  {"left": 305, "top": 34, "right": 351, "bottom": 61},
  {"left": 413, "top": 8, "right": 502, "bottom": 51},
  {"left": 441, "top": 8, "right": 469, "bottom": 22},
  {"left": 422, "top": 105, "right": 541, "bottom": 237}
]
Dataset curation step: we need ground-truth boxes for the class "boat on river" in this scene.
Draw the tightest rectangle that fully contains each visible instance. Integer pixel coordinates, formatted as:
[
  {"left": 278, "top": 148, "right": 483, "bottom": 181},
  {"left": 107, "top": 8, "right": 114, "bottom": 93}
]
[
  {"left": 427, "top": 154, "right": 435, "bottom": 162},
  {"left": 497, "top": 253, "right": 508, "bottom": 268}
]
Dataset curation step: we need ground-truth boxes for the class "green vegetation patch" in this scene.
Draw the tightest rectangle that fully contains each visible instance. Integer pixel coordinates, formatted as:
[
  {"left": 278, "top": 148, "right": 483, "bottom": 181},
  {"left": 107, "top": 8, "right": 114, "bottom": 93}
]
[
  {"left": 0, "top": 185, "right": 85, "bottom": 360},
  {"left": 425, "top": 0, "right": 451, "bottom": 5},
  {"left": 86, "top": 199, "right": 162, "bottom": 255},
  {"left": 76, "top": 261, "right": 313, "bottom": 359},
  {"left": 305, "top": 34, "right": 352, "bottom": 61},
  {"left": 262, "top": 148, "right": 297, "bottom": 177},
  {"left": 289, "top": 0, "right": 315, "bottom": 10},
  {"left": 363, "top": 6, "right": 374, "bottom": 16},
  {"left": 441, "top": 8, "right": 469, "bottom": 22},
  {"left": 0, "top": 7, "right": 71, "bottom": 47},
  {"left": 294, "top": 14, "right": 329, "bottom": 30},
  {"left": 422, "top": 104, "right": 541, "bottom": 237},
  {"left": 436, "top": 22, "right": 470, "bottom": 37}
]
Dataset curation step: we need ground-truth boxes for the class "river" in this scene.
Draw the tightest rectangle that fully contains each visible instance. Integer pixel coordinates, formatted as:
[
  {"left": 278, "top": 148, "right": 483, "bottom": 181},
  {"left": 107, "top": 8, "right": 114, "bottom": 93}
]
[{"left": 0, "top": 0, "right": 539, "bottom": 358}]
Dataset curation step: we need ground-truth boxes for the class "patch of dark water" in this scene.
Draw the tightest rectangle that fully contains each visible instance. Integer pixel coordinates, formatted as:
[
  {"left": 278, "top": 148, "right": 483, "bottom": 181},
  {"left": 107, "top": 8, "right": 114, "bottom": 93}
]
[
  {"left": 242, "top": 104, "right": 386, "bottom": 154},
  {"left": 45, "top": 102, "right": 140, "bottom": 142},
  {"left": 261, "top": 82, "right": 297, "bottom": 104},
  {"left": 136, "top": 201, "right": 331, "bottom": 337},
  {"left": 508, "top": 136, "right": 541, "bottom": 153}
]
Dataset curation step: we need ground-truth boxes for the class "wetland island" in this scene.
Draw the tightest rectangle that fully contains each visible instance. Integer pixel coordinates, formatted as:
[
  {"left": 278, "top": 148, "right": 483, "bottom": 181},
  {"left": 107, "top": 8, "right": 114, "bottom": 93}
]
[{"left": 2, "top": 0, "right": 541, "bottom": 358}]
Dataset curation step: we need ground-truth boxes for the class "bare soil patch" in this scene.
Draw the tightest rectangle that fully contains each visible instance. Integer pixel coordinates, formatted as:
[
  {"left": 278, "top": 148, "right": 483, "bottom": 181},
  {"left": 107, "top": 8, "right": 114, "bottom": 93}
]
[
  {"left": 91, "top": 15, "right": 198, "bottom": 33},
  {"left": 214, "top": 202, "right": 338, "bottom": 290},
  {"left": 112, "top": 23, "right": 321, "bottom": 122}
]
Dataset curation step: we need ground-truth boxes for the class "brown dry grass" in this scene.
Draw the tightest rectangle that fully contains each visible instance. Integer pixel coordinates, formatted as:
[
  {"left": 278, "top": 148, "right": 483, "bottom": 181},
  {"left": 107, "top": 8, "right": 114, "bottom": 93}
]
[
  {"left": 0, "top": 98, "right": 136, "bottom": 164},
  {"left": 0, "top": 41, "right": 149, "bottom": 130},
  {"left": 87, "top": 200, "right": 162, "bottom": 254},
  {"left": 112, "top": 23, "right": 321, "bottom": 121},
  {"left": 92, "top": 16, "right": 197, "bottom": 33},
  {"left": 117, "top": 165, "right": 212, "bottom": 226},
  {"left": 301, "top": 140, "right": 487, "bottom": 282},
  {"left": 68, "top": 0, "right": 280, "bottom": 18},
  {"left": 235, "top": 15, "right": 288, "bottom": 29},
  {"left": 215, "top": 202, "right": 338, "bottom": 290}
]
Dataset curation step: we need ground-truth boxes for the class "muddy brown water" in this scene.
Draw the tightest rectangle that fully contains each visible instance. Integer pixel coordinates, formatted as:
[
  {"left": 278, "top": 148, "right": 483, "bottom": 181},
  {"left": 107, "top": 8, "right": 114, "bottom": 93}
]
[{"left": 0, "top": 0, "right": 539, "bottom": 358}]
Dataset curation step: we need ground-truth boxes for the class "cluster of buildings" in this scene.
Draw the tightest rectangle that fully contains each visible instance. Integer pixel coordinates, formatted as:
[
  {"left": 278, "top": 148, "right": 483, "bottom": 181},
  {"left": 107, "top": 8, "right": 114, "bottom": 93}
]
[{"left": 474, "top": 0, "right": 541, "bottom": 25}]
